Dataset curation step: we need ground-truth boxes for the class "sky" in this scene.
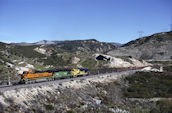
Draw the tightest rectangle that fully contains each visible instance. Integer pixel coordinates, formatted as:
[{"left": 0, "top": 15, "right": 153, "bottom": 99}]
[{"left": 0, "top": 0, "right": 171, "bottom": 44}]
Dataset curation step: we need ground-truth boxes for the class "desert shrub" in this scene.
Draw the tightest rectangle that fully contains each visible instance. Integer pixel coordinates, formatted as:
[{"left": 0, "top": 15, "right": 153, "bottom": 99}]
[
  {"left": 81, "top": 58, "right": 97, "bottom": 69},
  {"left": 0, "top": 53, "right": 12, "bottom": 63},
  {"left": 114, "top": 81, "right": 120, "bottom": 85},
  {"left": 45, "top": 104, "right": 54, "bottom": 110},
  {"left": 123, "top": 72, "right": 172, "bottom": 98},
  {"left": 150, "top": 108, "right": 160, "bottom": 113},
  {"left": 9, "top": 45, "right": 45, "bottom": 58},
  {"left": 156, "top": 99, "right": 172, "bottom": 113},
  {"left": 42, "top": 52, "right": 70, "bottom": 67},
  {"left": 164, "top": 65, "right": 172, "bottom": 72},
  {"left": 66, "top": 110, "right": 75, "bottom": 113},
  {"left": 0, "top": 42, "right": 6, "bottom": 50}
]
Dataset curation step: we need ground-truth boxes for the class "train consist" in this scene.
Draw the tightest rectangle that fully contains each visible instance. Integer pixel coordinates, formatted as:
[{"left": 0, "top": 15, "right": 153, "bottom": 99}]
[
  {"left": 20, "top": 68, "right": 88, "bottom": 84},
  {"left": 19, "top": 67, "right": 144, "bottom": 84}
]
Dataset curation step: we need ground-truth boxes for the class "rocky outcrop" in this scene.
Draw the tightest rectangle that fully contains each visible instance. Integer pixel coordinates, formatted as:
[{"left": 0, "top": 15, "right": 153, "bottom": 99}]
[
  {"left": 140, "top": 66, "right": 163, "bottom": 72},
  {"left": 94, "top": 54, "right": 151, "bottom": 68},
  {"left": 72, "top": 57, "right": 80, "bottom": 64},
  {"left": 34, "top": 47, "right": 46, "bottom": 54}
]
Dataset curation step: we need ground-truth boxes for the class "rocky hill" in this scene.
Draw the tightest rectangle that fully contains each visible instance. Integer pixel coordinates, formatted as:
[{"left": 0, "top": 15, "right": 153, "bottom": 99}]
[
  {"left": 0, "top": 39, "right": 150, "bottom": 81},
  {"left": 108, "top": 31, "right": 172, "bottom": 60},
  {"left": 48, "top": 39, "right": 117, "bottom": 53},
  {"left": 0, "top": 39, "right": 116, "bottom": 80}
]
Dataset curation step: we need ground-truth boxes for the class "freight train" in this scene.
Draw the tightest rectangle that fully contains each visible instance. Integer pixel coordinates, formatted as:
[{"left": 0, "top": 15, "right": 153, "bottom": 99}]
[
  {"left": 19, "top": 67, "right": 144, "bottom": 84},
  {"left": 20, "top": 68, "right": 88, "bottom": 84}
]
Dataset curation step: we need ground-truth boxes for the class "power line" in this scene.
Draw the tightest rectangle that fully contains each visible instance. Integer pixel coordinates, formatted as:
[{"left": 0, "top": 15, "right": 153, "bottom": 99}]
[{"left": 137, "top": 31, "right": 144, "bottom": 38}]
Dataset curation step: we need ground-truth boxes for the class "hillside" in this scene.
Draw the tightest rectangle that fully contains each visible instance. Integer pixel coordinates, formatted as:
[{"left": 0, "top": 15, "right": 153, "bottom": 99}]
[
  {"left": 1, "top": 69, "right": 172, "bottom": 113},
  {"left": 108, "top": 31, "right": 172, "bottom": 60},
  {"left": 0, "top": 39, "right": 116, "bottom": 80},
  {"left": 0, "top": 39, "right": 151, "bottom": 81}
]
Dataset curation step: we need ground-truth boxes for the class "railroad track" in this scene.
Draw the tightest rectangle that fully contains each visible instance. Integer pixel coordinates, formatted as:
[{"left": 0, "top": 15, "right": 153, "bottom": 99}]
[{"left": 0, "top": 69, "right": 140, "bottom": 92}]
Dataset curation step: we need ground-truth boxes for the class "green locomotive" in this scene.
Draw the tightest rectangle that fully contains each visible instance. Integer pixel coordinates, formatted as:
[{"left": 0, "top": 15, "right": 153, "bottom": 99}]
[{"left": 53, "top": 71, "right": 70, "bottom": 79}]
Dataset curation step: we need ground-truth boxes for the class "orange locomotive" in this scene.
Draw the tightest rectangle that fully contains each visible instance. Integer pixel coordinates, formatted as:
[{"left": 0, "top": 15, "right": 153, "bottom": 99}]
[{"left": 20, "top": 71, "right": 53, "bottom": 84}]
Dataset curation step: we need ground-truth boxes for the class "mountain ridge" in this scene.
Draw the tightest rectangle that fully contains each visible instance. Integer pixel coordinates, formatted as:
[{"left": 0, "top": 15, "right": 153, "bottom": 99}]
[
  {"left": 108, "top": 31, "right": 172, "bottom": 60},
  {"left": 10, "top": 39, "right": 122, "bottom": 48}
]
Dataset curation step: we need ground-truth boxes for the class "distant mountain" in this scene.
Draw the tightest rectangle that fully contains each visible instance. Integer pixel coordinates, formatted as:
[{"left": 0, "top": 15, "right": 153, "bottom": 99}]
[
  {"left": 11, "top": 42, "right": 34, "bottom": 46},
  {"left": 11, "top": 39, "right": 121, "bottom": 48},
  {"left": 11, "top": 40, "right": 62, "bottom": 46},
  {"left": 108, "top": 31, "right": 172, "bottom": 60},
  {"left": 109, "top": 42, "right": 122, "bottom": 48},
  {"left": 34, "top": 40, "right": 63, "bottom": 45}
]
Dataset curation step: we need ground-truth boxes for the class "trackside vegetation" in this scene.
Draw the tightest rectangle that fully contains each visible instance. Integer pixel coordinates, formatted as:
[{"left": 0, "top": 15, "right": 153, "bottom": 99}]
[{"left": 123, "top": 72, "right": 172, "bottom": 98}]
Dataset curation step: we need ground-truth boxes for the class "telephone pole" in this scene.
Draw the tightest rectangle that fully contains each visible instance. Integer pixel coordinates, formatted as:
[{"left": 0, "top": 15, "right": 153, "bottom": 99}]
[
  {"left": 170, "top": 9, "right": 172, "bottom": 31},
  {"left": 8, "top": 71, "right": 11, "bottom": 86}
]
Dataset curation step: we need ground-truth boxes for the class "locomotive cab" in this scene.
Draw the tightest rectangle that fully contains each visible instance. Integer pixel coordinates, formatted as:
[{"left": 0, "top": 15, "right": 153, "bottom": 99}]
[{"left": 23, "top": 71, "right": 33, "bottom": 74}]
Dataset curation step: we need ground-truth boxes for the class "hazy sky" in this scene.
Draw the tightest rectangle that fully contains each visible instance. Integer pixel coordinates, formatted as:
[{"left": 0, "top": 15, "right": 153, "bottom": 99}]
[{"left": 0, "top": 0, "right": 171, "bottom": 43}]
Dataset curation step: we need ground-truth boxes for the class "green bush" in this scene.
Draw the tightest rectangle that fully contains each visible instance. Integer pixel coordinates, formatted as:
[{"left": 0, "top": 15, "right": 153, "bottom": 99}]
[
  {"left": 45, "top": 104, "right": 54, "bottom": 110},
  {"left": 81, "top": 58, "right": 97, "bottom": 69},
  {"left": 42, "top": 52, "right": 70, "bottom": 67},
  {"left": 164, "top": 65, "right": 172, "bottom": 72},
  {"left": 0, "top": 54, "right": 12, "bottom": 63},
  {"left": 9, "top": 45, "right": 45, "bottom": 58},
  {"left": 150, "top": 108, "right": 160, "bottom": 113},
  {"left": 66, "top": 110, "right": 75, "bottom": 113},
  {"left": 0, "top": 42, "right": 6, "bottom": 50},
  {"left": 156, "top": 99, "right": 172, "bottom": 113},
  {"left": 123, "top": 72, "right": 172, "bottom": 98}
]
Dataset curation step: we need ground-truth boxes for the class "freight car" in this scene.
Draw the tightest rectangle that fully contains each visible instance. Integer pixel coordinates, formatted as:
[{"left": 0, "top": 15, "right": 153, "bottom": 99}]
[{"left": 20, "top": 68, "right": 88, "bottom": 84}]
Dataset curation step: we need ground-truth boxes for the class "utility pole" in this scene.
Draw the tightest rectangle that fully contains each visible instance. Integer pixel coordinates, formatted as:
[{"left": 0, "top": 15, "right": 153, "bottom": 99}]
[
  {"left": 160, "top": 66, "right": 163, "bottom": 72},
  {"left": 8, "top": 71, "right": 11, "bottom": 86},
  {"left": 171, "top": 7, "right": 172, "bottom": 31}
]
